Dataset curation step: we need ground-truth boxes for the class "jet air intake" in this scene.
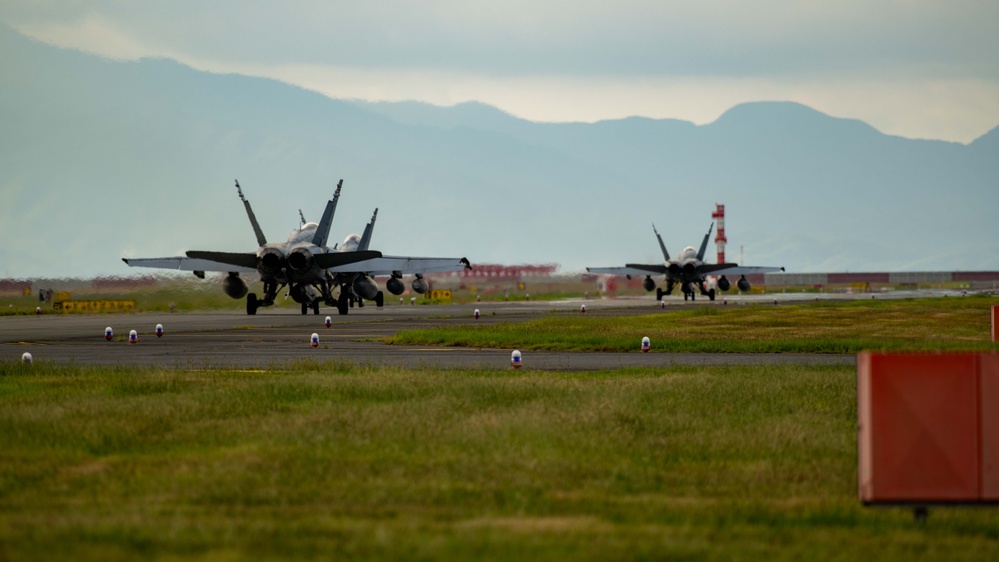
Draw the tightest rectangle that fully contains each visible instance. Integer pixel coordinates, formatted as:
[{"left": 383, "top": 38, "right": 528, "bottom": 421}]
[
  {"left": 642, "top": 276, "right": 656, "bottom": 292},
  {"left": 737, "top": 275, "right": 751, "bottom": 292}
]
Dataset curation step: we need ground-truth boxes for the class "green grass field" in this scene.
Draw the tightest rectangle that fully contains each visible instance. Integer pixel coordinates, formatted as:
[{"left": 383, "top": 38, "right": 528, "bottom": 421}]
[
  {"left": 2, "top": 361, "right": 998, "bottom": 560},
  {"left": 389, "top": 296, "right": 999, "bottom": 353}
]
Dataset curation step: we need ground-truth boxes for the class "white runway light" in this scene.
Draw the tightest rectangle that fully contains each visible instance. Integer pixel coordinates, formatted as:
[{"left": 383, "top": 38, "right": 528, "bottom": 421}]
[
  {"left": 105, "top": 327, "right": 113, "bottom": 341},
  {"left": 580, "top": 304, "right": 587, "bottom": 314},
  {"left": 511, "top": 349, "right": 522, "bottom": 369},
  {"left": 659, "top": 300, "right": 666, "bottom": 309},
  {"left": 641, "top": 336, "right": 651, "bottom": 352},
  {"left": 21, "top": 352, "right": 32, "bottom": 365},
  {"left": 325, "top": 316, "right": 332, "bottom": 328},
  {"left": 474, "top": 309, "right": 480, "bottom": 319},
  {"left": 155, "top": 324, "right": 164, "bottom": 338},
  {"left": 129, "top": 330, "right": 138, "bottom": 344},
  {"left": 410, "top": 297, "right": 416, "bottom": 305},
  {"left": 35, "top": 307, "right": 41, "bottom": 315},
  {"left": 311, "top": 333, "right": 319, "bottom": 348}
]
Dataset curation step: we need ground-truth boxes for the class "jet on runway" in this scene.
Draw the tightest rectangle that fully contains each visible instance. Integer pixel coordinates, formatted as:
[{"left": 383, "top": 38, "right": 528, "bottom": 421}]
[
  {"left": 123, "top": 180, "right": 470, "bottom": 315},
  {"left": 587, "top": 223, "right": 784, "bottom": 301}
]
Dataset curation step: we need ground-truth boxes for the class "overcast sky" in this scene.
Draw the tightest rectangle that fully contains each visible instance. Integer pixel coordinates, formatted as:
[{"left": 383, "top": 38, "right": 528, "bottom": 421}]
[{"left": 3, "top": 1, "right": 998, "bottom": 143}]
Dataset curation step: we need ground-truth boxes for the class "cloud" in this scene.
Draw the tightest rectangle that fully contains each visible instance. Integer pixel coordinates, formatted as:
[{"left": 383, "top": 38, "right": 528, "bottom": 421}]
[{"left": 5, "top": 1, "right": 999, "bottom": 142}]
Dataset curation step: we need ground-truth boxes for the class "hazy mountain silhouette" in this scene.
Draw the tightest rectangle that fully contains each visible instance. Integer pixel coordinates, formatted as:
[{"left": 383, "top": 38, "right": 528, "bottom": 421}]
[{"left": 1, "top": 25, "right": 996, "bottom": 278}]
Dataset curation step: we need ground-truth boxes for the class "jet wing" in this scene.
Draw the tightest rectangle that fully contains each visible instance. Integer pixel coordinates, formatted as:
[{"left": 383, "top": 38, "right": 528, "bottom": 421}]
[
  {"left": 698, "top": 264, "right": 785, "bottom": 275},
  {"left": 121, "top": 256, "right": 256, "bottom": 274},
  {"left": 587, "top": 264, "right": 667, "bottom": 276},
  {"left": 327, "top": 256, "right": 471, "bottom": 276}
]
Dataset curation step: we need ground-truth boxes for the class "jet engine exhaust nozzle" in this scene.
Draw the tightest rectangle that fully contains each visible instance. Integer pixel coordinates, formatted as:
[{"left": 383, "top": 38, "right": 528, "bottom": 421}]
[
  {"left": 259, "top": 248, "right": 285, "bottom": 274},
  {"left": 287, "top": 248, "right": 314, "bottom": 273}
]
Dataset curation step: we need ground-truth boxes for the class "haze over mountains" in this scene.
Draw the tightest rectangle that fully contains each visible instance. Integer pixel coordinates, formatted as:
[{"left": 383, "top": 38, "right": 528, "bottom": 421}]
[{"left": 1, "top": 26, "right": 997, "bottom": 279}]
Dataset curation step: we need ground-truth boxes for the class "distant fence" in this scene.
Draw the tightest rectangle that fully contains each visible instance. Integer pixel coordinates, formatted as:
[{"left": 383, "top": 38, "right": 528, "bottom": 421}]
[{"left": 55, "top": 300, "right": 136, "bottom": 313}]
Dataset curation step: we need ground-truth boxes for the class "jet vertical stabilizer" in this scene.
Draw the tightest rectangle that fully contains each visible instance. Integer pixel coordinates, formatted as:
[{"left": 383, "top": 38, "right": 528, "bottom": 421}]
[
  {"left": 311, "top": 179, "right": 342, "bottom": 247},
  {"left": 696, "top": 223, "right": 714, "bottom": 262},
  {"left": 358, "top": 208, "right": 378, "bottom": 252},
  {"left": 653, "top": 223, "right": 671, "bottom": 261},
  {"left": 236, "top": 180, "right": 268, "bottom": 246}
]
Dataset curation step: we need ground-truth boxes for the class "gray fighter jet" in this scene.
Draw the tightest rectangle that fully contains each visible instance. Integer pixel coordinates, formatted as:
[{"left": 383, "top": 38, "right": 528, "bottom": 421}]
[
  {"left": 123, "top": 180, "right": 470, "bottom": 315},
  {"left": 587, "top": 223, "right": 783, "bottom": 301}
]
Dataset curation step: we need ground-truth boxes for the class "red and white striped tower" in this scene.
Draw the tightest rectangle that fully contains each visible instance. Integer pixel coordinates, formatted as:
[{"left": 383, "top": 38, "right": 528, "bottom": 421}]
[{"left": 712, "top": 203, "right": 727, "bottom": 264}]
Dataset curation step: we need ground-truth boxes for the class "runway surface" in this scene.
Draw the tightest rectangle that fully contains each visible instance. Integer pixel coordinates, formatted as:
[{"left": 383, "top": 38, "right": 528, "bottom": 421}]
[{"left": 0, "top": 295, "right": 867, "bottom": 370}]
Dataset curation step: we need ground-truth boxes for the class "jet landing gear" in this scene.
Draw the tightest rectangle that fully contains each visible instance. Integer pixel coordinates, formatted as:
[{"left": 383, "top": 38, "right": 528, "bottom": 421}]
[
  {"left": 684, "top": 284, "right": 716, "bottom": 302},
  {"left": 656, "top": 281, "right": 676, "bottom": 302},
  {"left": 300, "top": 299, "right": 320, "bottom": 315},
  {"left": 246, "top": 281, "right": 282, "bottom": 315}
]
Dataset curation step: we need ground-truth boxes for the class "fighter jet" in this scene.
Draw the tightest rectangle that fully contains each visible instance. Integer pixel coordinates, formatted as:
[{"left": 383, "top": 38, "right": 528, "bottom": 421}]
[
  {"left": 123, "top": 180, "right": 383, "bottom": 314},
  {"left": 124, "top": 180, "right": 471, "bottom": 315},
  {"left": 322, "top": 207, "right": 472, "bottom": 315},
  {"left": 587, "top": 223, "right": 784, "bottom": 301}
]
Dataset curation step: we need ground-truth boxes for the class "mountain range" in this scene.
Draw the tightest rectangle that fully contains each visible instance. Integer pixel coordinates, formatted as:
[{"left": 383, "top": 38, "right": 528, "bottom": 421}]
[{"left": 1, "top": 25, "right": 996, "bottom": 279}]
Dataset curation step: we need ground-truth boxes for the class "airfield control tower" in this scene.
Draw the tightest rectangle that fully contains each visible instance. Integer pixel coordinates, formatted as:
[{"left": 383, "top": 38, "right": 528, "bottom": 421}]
[{"left": 712, "top": 204, "right": 726, "bottom": 264}]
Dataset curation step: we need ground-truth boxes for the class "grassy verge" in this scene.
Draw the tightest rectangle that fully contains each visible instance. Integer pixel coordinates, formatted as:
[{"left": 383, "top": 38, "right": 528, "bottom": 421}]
[
  {"left": 1, "top": 362, "right": 998, "bottom": 560},
  {"left": 388, "top": 296, "right": 999, "bottom": 353}
]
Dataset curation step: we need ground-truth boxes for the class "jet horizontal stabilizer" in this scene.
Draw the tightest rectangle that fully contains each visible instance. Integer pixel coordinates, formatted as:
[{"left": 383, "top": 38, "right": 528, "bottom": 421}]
[
  {"left": 313, "top": 250, "right": 383, "bottom": 269},
  {"left": 185, "top": 251, "right": 259, "bottom": 270}
]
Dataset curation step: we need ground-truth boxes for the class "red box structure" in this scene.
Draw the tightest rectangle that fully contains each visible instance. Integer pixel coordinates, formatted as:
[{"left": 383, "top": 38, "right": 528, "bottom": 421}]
[
  {"left": 981, "top": 354, "right": 999, "bottom": 500},
  {"left": 858, "top": 352, "right": 999, "bottom": 505},
  {"left": 992, "top": 306, "right": 998, "bottom": 343}
]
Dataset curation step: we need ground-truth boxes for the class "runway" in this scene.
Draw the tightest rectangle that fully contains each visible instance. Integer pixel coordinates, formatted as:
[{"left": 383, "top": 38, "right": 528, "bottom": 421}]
[{"left": 1, "top": 296, "right": 864, "bottom": 370}]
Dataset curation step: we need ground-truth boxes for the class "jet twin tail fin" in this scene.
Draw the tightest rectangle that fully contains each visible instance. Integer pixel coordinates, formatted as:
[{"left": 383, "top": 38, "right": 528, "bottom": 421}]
[
  {"left": 357, "top": 208, "right": 378, "bottom": 252},
  {"left": 697, "top": 222, "right": 714, "bottom": 262},
  {"left": 652, "top": 223, "right": 671, "bottom": 262},
  {"left": 311, "top": 179, "right": 342, "bottom": 247},
  {"left": 236, "top": 180, "right": 268, "bottom": 247}
]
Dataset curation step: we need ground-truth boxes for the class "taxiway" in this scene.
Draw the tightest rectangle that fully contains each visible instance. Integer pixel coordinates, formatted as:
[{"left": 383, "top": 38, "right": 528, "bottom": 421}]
[{"left": 0, "top": 296, "right": 862, "bottom": 370}]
